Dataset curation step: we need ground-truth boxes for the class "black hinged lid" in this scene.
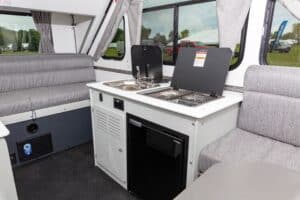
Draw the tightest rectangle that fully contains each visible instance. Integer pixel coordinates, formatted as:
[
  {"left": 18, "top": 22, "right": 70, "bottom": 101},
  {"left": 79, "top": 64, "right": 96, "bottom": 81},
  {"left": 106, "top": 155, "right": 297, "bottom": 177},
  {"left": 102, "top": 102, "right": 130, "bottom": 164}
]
[
  {"left": 171, "top": 47, "right": 232, "bottom": 96},
  {"left": 131, "top": 45, "right": 163, "bottom": 83}
]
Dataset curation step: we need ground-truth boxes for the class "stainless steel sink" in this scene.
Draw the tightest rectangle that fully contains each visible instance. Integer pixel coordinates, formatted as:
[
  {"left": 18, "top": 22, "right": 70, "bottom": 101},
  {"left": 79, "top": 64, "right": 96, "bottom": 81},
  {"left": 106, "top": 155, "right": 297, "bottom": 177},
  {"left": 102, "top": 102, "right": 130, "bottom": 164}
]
[{"left": 104, "top": 80, "right": 159, "bottom": 91}]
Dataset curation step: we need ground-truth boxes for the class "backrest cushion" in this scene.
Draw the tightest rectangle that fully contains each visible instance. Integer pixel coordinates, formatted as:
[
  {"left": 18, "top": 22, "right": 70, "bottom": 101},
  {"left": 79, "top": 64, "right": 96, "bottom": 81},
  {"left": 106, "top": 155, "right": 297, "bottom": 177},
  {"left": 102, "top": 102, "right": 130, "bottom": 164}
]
[
  {"left": 238, "top": 65, "right": 300, "bottom": 147},
  {"left": 0, "top": 54, "right": 95, "bottom": 92},
  {"left": 0, "top": 54, "right": 93, "bottom": 74}
]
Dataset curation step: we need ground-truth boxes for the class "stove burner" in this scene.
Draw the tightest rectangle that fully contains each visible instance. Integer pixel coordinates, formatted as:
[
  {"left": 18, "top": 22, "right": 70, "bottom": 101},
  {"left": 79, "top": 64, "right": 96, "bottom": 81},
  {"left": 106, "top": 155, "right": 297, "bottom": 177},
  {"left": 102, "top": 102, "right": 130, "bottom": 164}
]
[
  {"left": 143, "top": 88, "right": 220, "bottom": 107},
  {"left": 146, "top": 89, "right": 192, "bottom": 100}
]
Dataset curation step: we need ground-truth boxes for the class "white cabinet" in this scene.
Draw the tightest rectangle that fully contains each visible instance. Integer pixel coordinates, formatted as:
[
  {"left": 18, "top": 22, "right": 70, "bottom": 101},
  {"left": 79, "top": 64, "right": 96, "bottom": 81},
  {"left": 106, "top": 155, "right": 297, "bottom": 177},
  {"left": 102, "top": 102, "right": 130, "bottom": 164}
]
[{"left": 91, "top": 103, "right": 127, "bottom": 188}]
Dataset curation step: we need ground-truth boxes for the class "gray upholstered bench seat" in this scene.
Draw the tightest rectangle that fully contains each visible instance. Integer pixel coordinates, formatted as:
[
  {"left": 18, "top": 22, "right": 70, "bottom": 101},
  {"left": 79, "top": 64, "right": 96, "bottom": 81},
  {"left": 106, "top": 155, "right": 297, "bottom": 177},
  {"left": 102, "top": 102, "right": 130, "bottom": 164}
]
[
  {"left": 0, "top": 83, "right": 89, "bottom": 117},
  {"left": 199, "top": 128, "right": 300, "bottom": 172},
  {"left": 0, "top": 54, "right": 95, "bottom": 118},
  {"left": 198, "top": 65, "right": 300, "bottom": 173}
]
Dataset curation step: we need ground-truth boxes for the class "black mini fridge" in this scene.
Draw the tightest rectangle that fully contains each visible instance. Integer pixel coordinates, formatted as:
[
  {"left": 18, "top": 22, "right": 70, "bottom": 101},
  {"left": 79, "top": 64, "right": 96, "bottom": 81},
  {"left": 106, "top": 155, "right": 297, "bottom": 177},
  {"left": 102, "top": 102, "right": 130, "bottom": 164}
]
[{"left": 127, "top": 114, "right": 189, "bottom": 200}]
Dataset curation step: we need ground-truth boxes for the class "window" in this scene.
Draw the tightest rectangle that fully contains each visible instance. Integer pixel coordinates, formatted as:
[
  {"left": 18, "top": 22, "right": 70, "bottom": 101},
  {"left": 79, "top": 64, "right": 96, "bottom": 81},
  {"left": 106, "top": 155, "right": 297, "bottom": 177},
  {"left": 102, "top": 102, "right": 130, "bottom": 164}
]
[
  {"left": 264, "top": 1, "right": 300, "bottom": 67},
  {"left": 142, "top": 9, "right": 174, "bottom": 63},
  {"left": 103, "top": 19, "right": 126, "bottom": 60},
  {"left": 142, "top": 0, "right": 246, "bottom": 68},
  {"left": 0, "top": 13, "right": 40, "bottom": 55}
]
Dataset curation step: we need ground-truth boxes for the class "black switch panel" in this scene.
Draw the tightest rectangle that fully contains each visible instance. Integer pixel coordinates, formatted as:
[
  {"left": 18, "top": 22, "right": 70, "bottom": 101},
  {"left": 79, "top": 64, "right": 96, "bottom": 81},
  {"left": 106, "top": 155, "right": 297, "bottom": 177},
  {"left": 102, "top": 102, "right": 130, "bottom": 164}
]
[
  {"left": 114, "top": 98, "right": 124, "bottom": 111},
  {"left": 99, "top": 93, "right": 103, "bottom": 102}
]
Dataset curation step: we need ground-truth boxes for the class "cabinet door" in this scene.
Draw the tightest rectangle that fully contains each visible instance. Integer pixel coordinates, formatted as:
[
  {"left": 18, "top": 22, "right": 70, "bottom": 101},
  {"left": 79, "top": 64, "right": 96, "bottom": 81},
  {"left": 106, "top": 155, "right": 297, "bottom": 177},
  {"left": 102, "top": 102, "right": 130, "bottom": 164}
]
[{"left": 92, "top": 105, "right": 127, "bottom": 183}]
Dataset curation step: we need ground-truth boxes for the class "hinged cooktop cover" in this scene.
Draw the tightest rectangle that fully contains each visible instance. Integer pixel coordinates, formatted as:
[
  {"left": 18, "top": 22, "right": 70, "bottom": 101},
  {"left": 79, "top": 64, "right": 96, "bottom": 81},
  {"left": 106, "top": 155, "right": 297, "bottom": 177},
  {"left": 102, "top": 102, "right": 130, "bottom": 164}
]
[{"left": 171, "top": 47, "right": 232, "bottom": 96}]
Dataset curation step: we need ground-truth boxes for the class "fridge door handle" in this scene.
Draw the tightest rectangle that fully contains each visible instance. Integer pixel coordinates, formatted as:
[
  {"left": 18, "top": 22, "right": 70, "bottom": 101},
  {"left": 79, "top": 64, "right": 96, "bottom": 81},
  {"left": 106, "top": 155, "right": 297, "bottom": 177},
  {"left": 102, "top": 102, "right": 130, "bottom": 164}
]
[{"left": 129, "top": 119, "right": 142, "bottom": 128}]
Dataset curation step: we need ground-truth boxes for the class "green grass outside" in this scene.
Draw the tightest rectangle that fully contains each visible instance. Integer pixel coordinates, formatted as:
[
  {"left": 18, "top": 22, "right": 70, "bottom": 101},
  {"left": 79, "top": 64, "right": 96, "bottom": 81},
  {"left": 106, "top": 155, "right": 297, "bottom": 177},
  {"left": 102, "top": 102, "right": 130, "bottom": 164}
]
[
  {"left": 267, "top": 45, "right": 300, "bottom": 67},
  {"left": 103, "top": 48, "right": 124, "bottom": 59}
]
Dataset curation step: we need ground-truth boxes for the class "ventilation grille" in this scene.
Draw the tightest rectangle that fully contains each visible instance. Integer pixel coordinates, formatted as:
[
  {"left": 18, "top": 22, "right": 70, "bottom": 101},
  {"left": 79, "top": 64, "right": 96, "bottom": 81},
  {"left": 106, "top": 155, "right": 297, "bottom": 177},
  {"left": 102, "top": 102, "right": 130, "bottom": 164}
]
[{"left": 94, "top": 107, "right": 123, "bottom": 141}]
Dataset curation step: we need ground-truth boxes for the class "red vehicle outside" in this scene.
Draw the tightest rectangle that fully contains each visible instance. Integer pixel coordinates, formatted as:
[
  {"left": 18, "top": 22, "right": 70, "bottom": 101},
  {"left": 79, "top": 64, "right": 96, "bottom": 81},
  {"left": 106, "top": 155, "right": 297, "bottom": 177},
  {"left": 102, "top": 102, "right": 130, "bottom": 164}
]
[{"left": 165, "top": 40, "right": 208, "bottom": 56}]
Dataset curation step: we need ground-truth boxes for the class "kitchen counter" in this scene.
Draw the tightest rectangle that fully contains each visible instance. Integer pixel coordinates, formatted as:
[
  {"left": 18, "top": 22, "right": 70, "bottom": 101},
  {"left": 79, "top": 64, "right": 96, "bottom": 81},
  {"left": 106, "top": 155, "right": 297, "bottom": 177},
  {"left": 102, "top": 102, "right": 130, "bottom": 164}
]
[
  {"left": 87, "top": 81, "right": 243, "bottom": 119},
  {"left": 0, "top": 121, "right": 9, "bottom": 138},
  {"left": 88, "top": 80, "right": 243, "bottom": 189}
]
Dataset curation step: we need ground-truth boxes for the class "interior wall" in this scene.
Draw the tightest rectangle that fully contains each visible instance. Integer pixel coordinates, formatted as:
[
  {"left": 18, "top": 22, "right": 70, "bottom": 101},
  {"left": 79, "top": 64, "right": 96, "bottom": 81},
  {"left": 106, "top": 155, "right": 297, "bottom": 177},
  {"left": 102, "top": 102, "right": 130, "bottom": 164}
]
[
  {"left": 0, "top": 0, "right": 103, "bottom": 15},
  {"left": 51, "top": 13, "right": 76, "bottom": 53}
]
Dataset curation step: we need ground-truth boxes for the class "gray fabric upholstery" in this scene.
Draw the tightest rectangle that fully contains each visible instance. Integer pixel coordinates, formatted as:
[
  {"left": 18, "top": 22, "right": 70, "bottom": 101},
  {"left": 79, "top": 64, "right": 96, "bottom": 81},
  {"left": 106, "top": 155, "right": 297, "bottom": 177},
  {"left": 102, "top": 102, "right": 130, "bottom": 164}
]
[
  {"left": 0, "top": 54, "right": 93, "bottom": 74},
  {"left": 199, "top": 65, "right": 300, "bottom": 172},
  {"left": 244, "top": 65, "right": 300, "bottom": 98},
  {"left": 0, "top": 83, "right": 89, "bottom": 117},
  {"left": 0, "top": 69, "right": 94, "bottom": 93},
  {"left": 199, "top": 128, "right": 300, "bottom": 172},
  {"left": 239, "top": 66, "right": 300, "bottom": 146},
  {"left": 239, "top": 91, "right": 300, "bottom": 147},
  {"left": 0, "top": 54, "right": 95, "bottom": 117}
]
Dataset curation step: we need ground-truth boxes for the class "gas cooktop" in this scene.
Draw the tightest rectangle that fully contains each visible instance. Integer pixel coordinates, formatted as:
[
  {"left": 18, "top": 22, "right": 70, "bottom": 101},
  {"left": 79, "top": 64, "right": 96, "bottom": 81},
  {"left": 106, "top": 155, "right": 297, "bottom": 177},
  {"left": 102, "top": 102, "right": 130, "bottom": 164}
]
[{"left": 142, "top": 88, "right": 220, "bottom": 107}]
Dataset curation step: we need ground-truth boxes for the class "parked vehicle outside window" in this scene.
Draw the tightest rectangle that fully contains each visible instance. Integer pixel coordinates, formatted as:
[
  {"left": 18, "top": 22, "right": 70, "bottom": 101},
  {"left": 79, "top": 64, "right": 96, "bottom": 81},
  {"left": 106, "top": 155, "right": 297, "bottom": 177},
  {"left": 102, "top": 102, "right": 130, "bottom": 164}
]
[
  {"left": 0, "top": 14, "right": 40, "bottom": 55},
  {"left": 266, "top": 1, "right": 300, "bottom": 67}
]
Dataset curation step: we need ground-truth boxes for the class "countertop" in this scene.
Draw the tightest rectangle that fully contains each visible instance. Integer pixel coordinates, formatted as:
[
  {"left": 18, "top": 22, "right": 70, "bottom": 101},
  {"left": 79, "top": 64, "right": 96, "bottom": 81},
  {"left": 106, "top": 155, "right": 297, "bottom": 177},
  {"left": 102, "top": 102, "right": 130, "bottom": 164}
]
[
  {"left": 0, "top": 121, "right": 9, "bottom": 138},
  {"left": 87, "top": 81, "right": 243, "bottom": 119}
]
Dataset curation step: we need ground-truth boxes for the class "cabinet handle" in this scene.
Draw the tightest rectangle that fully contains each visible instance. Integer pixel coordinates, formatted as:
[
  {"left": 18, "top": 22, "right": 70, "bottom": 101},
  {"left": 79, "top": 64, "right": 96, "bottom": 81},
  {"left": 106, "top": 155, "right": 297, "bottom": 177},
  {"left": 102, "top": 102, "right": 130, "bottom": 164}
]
[{"left": 118, "top": 148, "right": 123, "bottom": 153}]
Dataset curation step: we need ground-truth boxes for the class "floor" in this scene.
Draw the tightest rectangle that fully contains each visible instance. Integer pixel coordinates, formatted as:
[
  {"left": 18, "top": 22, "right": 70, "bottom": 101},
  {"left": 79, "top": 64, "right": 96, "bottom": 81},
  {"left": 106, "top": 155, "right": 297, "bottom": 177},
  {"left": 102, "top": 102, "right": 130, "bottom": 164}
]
[{"left": 13, "top": 143, "right": 138, "bottom": 200}]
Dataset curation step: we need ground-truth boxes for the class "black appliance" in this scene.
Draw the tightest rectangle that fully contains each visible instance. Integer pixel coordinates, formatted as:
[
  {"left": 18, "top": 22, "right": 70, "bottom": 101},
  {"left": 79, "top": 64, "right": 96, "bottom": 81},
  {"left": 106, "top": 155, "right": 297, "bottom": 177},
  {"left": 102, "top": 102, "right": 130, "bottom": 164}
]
[
  {"left": 131, "top": 45, "right": 163, "bottom": 83},
  {"left": 127, "top": 114, "right": 189, "bottom": 200}
]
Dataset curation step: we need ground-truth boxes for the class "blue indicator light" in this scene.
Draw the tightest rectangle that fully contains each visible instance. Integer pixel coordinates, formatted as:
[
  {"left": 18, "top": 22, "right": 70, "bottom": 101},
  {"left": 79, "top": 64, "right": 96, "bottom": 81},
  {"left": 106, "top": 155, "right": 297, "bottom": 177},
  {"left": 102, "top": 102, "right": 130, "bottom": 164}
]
[{"left": 23, "top": 143, "right": 32, "bottom": 156}]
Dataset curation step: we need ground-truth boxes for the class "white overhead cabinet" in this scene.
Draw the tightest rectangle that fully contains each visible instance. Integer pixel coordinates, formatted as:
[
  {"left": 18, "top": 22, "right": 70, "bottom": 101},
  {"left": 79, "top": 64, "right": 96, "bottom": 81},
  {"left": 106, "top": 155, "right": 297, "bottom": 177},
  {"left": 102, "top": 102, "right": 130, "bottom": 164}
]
[{"left": 90, "top": 91, "right": 127, "bottom": 188}]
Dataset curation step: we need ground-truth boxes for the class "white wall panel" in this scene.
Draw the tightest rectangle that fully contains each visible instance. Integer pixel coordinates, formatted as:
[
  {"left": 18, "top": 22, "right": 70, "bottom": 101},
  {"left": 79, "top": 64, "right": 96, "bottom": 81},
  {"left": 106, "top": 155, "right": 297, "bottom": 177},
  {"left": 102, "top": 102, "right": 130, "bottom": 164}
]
[
  {"left": 0, "top": 0, "right": 105, "bottom": 15},
  {"left": 51, "top": 13, "right": 76, "bottom": 53},
  {"left": 95, "top": 70, "right": 132, "bottom": 82}
]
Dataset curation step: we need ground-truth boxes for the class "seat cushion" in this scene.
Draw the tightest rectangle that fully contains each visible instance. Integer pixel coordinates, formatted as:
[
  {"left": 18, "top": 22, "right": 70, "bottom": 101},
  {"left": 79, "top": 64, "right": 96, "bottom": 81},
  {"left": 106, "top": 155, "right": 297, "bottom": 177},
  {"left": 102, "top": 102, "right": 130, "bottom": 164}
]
[
  {"left": 238, "top": 65, "right": 300, "bottom": 147},
  {"left": 245, "top": 65, "right": 300, "bottom": 99},
  {"left": 0, "top": 83, "right": 90, "bottom": 117},
  {"left": 198, "top": 128, "right": 300, "bottom": 172},
  {"left": 238, "top": 91, "right": 300, "bottom": 147},
  {"left": 0, "top": 54, "right": 95, "bottom": 92}
]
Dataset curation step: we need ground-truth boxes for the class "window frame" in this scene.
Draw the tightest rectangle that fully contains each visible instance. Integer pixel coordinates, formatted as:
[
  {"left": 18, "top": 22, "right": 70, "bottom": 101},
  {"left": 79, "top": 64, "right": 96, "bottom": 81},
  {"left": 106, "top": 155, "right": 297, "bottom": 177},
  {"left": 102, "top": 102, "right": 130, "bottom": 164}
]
[
  {"left": 143, "top": 0, "right": 248, "bottom": 69},
  {"left": 259, "top": 0, "right": 276, "bottom": 65},
  {"left": 102, "top": 17, "right": 126, "bottom": 61}
]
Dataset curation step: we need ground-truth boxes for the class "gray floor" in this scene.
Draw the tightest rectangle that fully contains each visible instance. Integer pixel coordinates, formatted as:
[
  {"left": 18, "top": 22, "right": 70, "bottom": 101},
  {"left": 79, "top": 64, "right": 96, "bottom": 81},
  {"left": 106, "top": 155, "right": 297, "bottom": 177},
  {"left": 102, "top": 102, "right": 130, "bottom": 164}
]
[{"left": 13, "top": 143, "right": 138, "bottom": 200}]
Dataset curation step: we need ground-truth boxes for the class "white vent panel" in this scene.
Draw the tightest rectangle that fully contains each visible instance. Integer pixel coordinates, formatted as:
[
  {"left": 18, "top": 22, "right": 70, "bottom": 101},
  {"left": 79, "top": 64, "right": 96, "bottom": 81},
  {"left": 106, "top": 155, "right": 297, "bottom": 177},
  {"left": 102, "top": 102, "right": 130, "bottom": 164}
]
[{"left": 93, "top": 106, "right": 124, "bottom": 141}]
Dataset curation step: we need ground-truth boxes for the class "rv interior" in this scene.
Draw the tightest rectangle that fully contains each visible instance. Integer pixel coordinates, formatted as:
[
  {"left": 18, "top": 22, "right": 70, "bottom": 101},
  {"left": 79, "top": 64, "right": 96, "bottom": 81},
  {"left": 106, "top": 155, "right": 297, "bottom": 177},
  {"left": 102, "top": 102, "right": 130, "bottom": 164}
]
[{"left": 0, "top": 0, "right": 300, "bottom": 200}]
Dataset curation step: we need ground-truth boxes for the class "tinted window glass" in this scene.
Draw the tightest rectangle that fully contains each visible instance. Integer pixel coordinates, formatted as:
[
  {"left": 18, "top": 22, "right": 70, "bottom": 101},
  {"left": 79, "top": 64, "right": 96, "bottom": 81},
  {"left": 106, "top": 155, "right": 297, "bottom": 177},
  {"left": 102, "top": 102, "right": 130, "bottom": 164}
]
[
  {"left": 266, "top": 1, "right": 300, "bottom": 67},
  {"left": 178, "top": 2, "right": 218, "bottom": 47},
  {"left": 141, "top": 9, "right": 174, "bottom": 63},
  {"left": 0, "top": 14, "right": 40, "bottom": 55},
  {"left": 103, "top": 19, "right": 126, "bottom": 60},
  {"left": 142, "top": 0, "right": 245, "bottom": 67}
]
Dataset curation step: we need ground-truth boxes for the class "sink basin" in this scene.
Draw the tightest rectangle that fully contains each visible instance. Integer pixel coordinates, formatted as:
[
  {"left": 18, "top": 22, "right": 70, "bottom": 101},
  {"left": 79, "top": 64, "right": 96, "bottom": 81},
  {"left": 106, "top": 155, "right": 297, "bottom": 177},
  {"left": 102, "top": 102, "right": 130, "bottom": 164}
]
[{"left": 104, "top": 80, "right": 159, "bottom": 91}]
